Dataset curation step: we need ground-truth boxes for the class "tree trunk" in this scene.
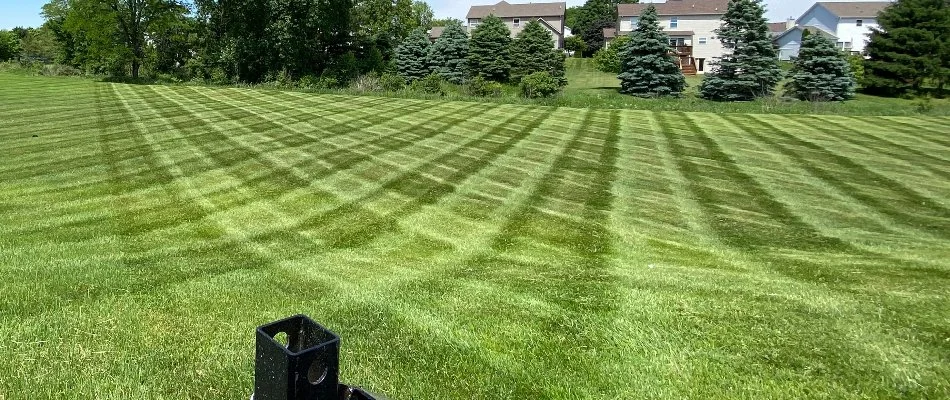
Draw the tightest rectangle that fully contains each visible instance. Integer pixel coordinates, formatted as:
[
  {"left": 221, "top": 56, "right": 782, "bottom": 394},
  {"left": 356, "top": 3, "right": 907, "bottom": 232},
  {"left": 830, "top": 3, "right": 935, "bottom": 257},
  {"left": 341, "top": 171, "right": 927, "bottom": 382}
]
[{"left": 132, "top": 59, "right": 140, "bottom": 79}]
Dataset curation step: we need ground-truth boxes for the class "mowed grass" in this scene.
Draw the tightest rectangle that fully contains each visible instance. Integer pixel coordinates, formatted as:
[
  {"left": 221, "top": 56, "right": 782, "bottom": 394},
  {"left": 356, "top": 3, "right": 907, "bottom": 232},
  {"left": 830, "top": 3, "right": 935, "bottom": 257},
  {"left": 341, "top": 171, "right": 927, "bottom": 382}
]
[{"left": 0, "top": 73, "right": 949, "bottom": 399}]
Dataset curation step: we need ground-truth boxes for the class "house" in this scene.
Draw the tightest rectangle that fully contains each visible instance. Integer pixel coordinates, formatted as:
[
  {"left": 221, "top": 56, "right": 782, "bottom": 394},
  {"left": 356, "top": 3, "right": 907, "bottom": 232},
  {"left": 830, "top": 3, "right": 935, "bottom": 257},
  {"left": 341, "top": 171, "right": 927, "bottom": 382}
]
[
  {"left": 777, "top": 1, "right": 892, "bottom": 59},
  {"left": 612, "top": 0, "right": 731, "bottom": 75},
  {"left": 466, "top": 1, "right": 567, "bottom": 49}
]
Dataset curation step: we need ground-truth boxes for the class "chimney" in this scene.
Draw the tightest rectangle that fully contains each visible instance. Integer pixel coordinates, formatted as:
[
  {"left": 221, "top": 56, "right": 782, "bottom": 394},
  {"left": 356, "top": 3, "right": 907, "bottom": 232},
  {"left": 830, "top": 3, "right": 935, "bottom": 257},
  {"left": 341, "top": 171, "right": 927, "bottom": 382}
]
[{"left": 786, "top": 17, "right": 795, "bottom": 30}]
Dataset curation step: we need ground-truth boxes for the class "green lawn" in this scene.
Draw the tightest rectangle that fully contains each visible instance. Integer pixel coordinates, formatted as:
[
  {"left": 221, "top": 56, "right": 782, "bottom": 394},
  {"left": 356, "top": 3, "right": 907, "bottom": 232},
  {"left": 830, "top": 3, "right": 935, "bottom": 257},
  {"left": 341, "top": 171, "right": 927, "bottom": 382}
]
[{"left": 1, "top": 73, "right": 948, "bottom": 399}]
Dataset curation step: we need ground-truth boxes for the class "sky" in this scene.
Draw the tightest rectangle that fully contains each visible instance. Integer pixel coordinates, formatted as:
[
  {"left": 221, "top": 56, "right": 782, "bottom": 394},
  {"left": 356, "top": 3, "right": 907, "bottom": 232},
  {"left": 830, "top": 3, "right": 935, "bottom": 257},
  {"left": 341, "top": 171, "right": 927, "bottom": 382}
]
[{"left": 1, "top": 0, "right": 889, "bottom": 30}]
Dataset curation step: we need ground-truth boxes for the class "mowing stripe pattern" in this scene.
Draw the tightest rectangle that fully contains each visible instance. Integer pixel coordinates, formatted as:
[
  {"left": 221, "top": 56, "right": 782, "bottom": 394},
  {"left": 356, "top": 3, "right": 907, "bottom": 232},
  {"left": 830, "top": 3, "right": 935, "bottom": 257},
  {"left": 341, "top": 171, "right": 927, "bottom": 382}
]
[{"left": 0, "top": 75, "right": 948, "bottom": 400}]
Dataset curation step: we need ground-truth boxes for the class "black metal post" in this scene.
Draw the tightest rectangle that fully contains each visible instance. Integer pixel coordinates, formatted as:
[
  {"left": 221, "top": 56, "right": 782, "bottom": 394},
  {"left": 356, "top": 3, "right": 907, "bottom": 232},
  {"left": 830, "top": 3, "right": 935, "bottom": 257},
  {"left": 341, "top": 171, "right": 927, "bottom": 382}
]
[{"left": 254, "top": 315, "right": 383, "bottom": 400}]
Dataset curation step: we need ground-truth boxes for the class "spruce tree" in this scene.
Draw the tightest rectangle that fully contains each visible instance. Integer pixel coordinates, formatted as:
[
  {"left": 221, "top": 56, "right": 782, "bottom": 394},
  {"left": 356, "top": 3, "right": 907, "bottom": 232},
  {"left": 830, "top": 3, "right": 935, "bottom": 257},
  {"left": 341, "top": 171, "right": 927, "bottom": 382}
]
[
  {"left": 427, "top": 21, "right": 469, "bottom": 84},
  {"left": 468, "top": 15, "right": 512, "bottom": 82},
  {"left": 394, "top": 28, "right": 432, "bottom": 82},
  {"left": 785, "top": 31, "right": 856, "bottom": 101},
  {"left": 510, "top": 20, "right": 566, "bottom": 85},
  {"left": 617, "top": 5, "right": 686, "bottom": 97},
  {"left": 699, "top": 0, "right": 782, "bottom": 101},
  {"left": 863, "top": 0, "right": 950, "bottom": 96}
]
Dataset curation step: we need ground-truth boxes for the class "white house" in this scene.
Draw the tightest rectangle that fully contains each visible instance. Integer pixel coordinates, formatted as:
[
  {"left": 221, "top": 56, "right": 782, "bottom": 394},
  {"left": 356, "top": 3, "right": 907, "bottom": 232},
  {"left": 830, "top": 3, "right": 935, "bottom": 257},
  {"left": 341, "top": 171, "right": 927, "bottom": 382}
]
[
  {"left": 776, "top": 1, "right": 892, "bottom": 60},
  {"left": 612, "top": 0, "right": 730, "bottom": 75}
]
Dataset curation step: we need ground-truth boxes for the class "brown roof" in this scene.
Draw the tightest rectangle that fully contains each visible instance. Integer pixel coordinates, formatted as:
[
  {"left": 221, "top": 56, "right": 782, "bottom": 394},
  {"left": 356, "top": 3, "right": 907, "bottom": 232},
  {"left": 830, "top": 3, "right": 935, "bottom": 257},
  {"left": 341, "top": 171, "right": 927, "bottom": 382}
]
[
  {"left": 618, "top": 0, "right": 729, "bottom": 17},
  {"left": 429, "top": 27, "right": 446, "bottom": 40},
  {"left": 603, "top": 28, "right": 617, "bottom": 39},
  {"left": 467, "top": 1, "right": 567, "bottom": 19},
  {"left": 817, "top": 2, "right": 891, "bottom": 18},
  {"left": 768, "top": 22, "right": 788, "bottom": 33}
]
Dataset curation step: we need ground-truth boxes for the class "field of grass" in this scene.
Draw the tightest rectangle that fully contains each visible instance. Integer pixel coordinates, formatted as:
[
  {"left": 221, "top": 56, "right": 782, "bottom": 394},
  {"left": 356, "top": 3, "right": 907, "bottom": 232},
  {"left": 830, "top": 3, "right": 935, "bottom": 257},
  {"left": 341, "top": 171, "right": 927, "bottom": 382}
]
[{"left": 1, "top": 73, "right": 948, "bottom": 399}]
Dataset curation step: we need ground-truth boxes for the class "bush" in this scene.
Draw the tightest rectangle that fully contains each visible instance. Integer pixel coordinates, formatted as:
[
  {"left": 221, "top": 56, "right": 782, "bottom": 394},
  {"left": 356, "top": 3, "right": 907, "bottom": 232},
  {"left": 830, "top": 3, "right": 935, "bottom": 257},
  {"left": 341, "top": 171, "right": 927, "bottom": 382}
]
[
  {"left": 593, "top": 36, "right": 629, "bottom": 74},
  {"left": 467, "top": 76, "right": 504, "bottom": 97},
  {"left": 410, "top": 74, "right": 445, "bottom": 95},
  {"left": 298, "top": 75, "right": 340, "bottom": 90},
  {"left": 520, "top": 71, "right": 560, "bottom": 98},
  {"left": 378, "top": 73, "right": 406, "bottom": 92},
  {"left": 847, "top": 54, "right": 865, "bottom": 83}
]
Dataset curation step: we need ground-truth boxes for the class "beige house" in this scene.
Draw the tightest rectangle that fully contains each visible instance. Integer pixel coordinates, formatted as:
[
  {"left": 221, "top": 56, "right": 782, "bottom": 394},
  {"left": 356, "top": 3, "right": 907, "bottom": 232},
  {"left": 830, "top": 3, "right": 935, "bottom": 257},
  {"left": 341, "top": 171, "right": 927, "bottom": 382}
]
[
  {"left": 466, "top": 1, "right": 567, "bottom": 49},
  {"left": 611, "top": 0, "right": 730, "bottom": 75}
]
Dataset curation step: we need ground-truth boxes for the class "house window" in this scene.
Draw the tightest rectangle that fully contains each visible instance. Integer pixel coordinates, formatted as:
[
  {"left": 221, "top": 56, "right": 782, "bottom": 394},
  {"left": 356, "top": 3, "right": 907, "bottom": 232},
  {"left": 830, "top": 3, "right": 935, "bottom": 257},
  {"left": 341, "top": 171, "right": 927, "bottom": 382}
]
[
  {"left": 670, "top": 17, "right": 678, "bottom": 29},
  {"left": 856, "top": 19, "right": 863, "bottom": 26},
  {"left": 469, "top": 18, "right": 480, "bottom": 27},
  {"left": 630, "top": 17, "right": 639, "bottom": 27},
  {"left": 844, "top": 42, "right": 852, "bottom": 49},
  {"left": 698, "top": 37, "right": 707, "bottom": 45},
  {"left": 513, "top": 18, "right": 521, "bottom": 27}
]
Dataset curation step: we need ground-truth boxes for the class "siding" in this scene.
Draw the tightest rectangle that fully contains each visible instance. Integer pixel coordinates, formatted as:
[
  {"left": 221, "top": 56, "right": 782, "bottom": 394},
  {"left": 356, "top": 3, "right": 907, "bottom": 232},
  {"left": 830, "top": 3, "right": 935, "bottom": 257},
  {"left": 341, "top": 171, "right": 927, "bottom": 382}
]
[
  {"left": 836, "top": 18, "right": 877, "bottom": 53},
  {"left": 797, "top": 5, "right": 839, "bottom": 37}
]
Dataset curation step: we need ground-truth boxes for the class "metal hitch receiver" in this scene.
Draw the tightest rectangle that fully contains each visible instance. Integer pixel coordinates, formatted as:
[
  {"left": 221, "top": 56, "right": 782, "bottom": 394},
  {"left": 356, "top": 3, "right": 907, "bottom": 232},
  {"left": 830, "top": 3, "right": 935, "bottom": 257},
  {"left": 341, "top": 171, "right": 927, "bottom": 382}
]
[{"left": 254, "top": 315, "right": 383, "bottom": 400}]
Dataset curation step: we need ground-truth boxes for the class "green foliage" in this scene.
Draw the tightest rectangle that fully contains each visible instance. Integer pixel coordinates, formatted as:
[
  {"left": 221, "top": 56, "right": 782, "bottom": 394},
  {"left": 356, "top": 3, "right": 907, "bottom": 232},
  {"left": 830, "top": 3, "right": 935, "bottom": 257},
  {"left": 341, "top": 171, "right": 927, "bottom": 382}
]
[
  {"left": 785, "top": 33, "right": 856, "bottom": 101},
  {"left": 862, "top": 0, "right": 950, "bottom": 96},
  {"left": 466, "top": 75, "right": 504, "bottom": 97},
  {"left": 298, "top": 74, "right": 340, "bottom": 89},
  {"left": 431, "top": 18, "right": 463, "bottom": 27},
  {"left": 19, "top": 26, "right": 61, "bottom": 63},
  {"left": 468, "top": 15, "right": 512, "bottom": 82},
  {"left": 574, "top": 0, "right": 618, "bottom": 56},
  {"left": 520, "top": 71, "right": 561, "bottom": 98},
  {"left": 0, "top": 30, "right": 21, "bottom": 62},
  {"left": 395, "top": 28, "right": 433, "bottom": 82},
  {"left": 700, "top": 0, "right": 783, "bottom": 101},
  {"left": 410, "top": 73, "right": 445, "bottom": 94},
  {"left": 847, "top": 54, "right": 865, "bottom": 83},
  {"left": 593, "top": 35, "right": 629, "bottom": 74},
  {"left": 565, "top": 36, "right": 587, "bottom": 57},
  {"left": 617, "top": 5, "right": 685, "bottom": 97},
  {"left": 510, "top": 20, "right": 567, "bottom": 85},
  {"left": 427, "top": 21, "right": 469, "bottom": 84},
  {"left": 379, "top": 72, "right": 407, "bottom": 91}
]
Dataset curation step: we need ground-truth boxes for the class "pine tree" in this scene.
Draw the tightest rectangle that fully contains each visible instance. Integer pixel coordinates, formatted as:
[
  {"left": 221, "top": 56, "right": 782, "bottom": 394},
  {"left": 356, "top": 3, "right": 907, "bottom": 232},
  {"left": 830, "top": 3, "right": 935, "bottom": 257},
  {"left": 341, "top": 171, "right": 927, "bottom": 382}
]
[
  {"left": 426, "top": 21, "right": 468, "bottom": 84},
  {"left": 785, "top": 31, "right": 856, "bottom": 101},
  {"left": 699, "top": 0, "right": 782, "bottom": 101},
  {"left": 510, "top": 20, "right": 566, "bottom": 85},
  {"left": 394, "top": 28, "right": 432, "bottom": 82},
  {"left": 468, "top": 14, "right": 512, "bottom": 82},
  {"left": 617, "top": 5, "right": 685, "bottom": 97},
  {"left": 863, "top": 0, "right": 950, "bottom": 96}
]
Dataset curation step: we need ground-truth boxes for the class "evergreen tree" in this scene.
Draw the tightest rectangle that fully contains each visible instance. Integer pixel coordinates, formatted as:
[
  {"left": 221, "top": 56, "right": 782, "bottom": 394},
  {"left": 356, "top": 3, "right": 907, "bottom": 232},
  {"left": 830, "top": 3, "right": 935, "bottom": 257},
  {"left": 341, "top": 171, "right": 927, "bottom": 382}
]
[
  {"left": 394, "top": 28, "right": 432, "bottom": 82},
  {"left": 617, "top": 5, "right": 685, "bottom": 97},
  {"left": 699, "top": 0, "right": 782, "bottom": 101},
  {"left": 785, "top": 31, "right": 856, "bottom": 101},
  {"left": 468, "top": 15, "right": 512, "bottom": 82},
  {"left": 510, "top": 20, "right": 566, "bottom": 85},
  {"left": 863, "top": 0, "right": 950, "bottom": 96},
  {"left": 427, "top": 21, "right": 468, "bottom": 84}
]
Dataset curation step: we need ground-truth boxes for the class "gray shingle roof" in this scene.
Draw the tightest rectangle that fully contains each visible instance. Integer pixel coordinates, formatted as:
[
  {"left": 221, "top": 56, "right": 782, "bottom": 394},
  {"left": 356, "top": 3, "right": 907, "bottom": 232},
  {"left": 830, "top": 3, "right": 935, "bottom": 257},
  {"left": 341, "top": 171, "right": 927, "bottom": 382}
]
[
  {"left": 817, "top": 1, "right": 892, "bottom": 18},
  {"left": 618, "top": 0, "right": 729, "bottom": 17},
  {"left": 467, "top": 1, "right": 567, "bottom": 19}
]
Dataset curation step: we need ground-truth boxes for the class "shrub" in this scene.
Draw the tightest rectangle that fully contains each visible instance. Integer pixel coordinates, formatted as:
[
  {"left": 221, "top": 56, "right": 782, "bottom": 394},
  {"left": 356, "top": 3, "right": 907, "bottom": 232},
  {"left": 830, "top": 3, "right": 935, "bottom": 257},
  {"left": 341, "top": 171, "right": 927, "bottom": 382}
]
[
  {"left": 592, "top": 36, "right": 629, "bottom": 74},
  {"left": 379, "top": 73, "right": 407, "bottom": 92},
  {"left": 520, "top": 71, "right": 560, "bottom": 98},
  {"left": 467, "top": 76, "right": 504, "bottom": 97},
  {"left": 410, "top": 73, "right": 445, "bottom": 95},
  {"left": 298, "top": 75, "right": 340, "bottom": 90},
  {"left": 847, "top": 54, "right": 865, "bottom": 83},
  {"left": 914, "top": 96, "right": 934, "bottom": 113}
]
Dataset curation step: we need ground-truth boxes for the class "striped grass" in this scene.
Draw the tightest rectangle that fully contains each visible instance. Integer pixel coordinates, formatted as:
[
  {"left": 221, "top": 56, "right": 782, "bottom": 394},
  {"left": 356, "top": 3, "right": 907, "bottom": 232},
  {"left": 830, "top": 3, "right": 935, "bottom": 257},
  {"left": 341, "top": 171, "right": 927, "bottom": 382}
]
[{"left": 1, "top": 74, "right": 948, "bottom": 399}]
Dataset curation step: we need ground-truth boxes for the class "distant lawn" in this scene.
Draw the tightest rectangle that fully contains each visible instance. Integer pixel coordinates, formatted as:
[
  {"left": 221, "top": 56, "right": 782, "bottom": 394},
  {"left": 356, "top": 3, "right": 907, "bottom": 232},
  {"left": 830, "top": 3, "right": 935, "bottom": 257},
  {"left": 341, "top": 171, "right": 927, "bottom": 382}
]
[
  {"left": 1, "top": 73, "right": 949, "bottom": 399},
  {"left": 562, "top": 57, "right": 950, "bottom": 116}
]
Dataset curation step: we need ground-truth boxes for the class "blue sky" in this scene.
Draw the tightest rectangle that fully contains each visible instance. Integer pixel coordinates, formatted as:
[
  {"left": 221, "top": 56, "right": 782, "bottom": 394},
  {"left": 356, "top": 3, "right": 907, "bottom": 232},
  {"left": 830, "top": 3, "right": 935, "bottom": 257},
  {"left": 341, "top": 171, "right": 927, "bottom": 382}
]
[{"left": 1, "top": 0, "right": 887, "bottom": 30}]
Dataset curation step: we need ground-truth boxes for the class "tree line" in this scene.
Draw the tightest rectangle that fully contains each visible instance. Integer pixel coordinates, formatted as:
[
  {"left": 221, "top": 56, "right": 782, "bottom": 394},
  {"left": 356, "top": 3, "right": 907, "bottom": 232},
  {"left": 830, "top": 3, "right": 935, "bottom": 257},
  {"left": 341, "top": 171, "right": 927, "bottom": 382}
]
[
  {"left": 392, "top": 16, "right": 566, "bottom": 97},
  {"left": 1, "top": 0, "right": 436, "bottom": 82},
  {"left": 601, "top": 0, "right": 948, "bottom": 101}
]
